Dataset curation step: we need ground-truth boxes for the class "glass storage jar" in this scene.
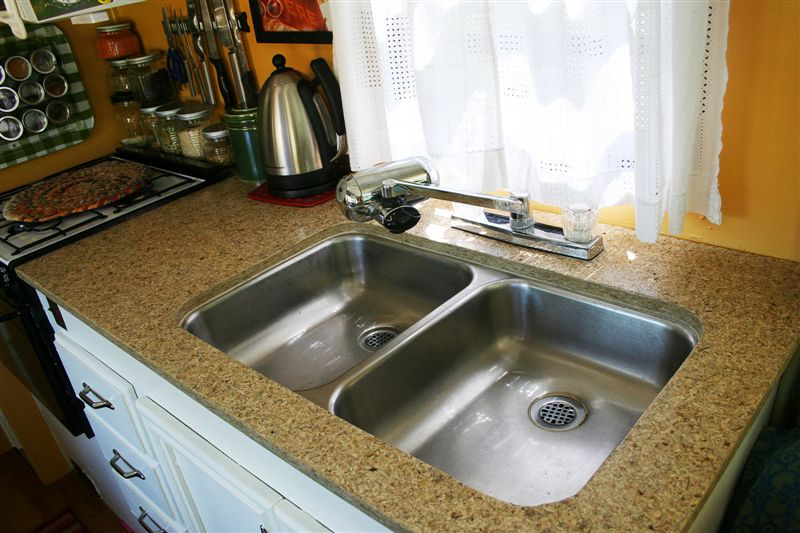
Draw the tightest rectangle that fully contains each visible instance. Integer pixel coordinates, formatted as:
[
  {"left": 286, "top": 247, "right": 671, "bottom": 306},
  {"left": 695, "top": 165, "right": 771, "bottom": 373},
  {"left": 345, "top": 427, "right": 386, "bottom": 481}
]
[
  {"left": 112, "top": 92, "right": 147, "bottom": 146},
  {"left": 176, "top": 102, "right": 213, "bottom": 160},
  {"left": 202, "top": 123, "right": 234, "bottom": 165},
  {"left": 153, "top": 102, "right": 183, "bottom": 154},
  {"left": 108, "top": 58, "right": 131, "bottom": 94},
  {"left": 140, "top": 103, "right": 162, "bottom": 149},
  {"left": 224, "top": 108, "right": 265, "bottom": 182},
  {"left": 96, "top": 23, "right": 141, "bottom": 60},
  {"left": 127, "top": 52, "right": 175, "bottom": 108}
]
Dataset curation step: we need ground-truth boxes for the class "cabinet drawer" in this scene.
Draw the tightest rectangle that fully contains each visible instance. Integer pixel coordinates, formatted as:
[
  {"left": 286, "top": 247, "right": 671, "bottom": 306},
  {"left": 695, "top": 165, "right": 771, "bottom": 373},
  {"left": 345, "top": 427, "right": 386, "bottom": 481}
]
[
  {"left": 138, "top": 397, "right": 283, "bottom": 533},
  {"left": 87, "top": 410, "right": 173, "bottom": 517},
  {"left": 55, "top": 334, "right": 147, "bottom": 453},
  {"left": 122, "top": 483, "right": 187, "bottom": 533}
]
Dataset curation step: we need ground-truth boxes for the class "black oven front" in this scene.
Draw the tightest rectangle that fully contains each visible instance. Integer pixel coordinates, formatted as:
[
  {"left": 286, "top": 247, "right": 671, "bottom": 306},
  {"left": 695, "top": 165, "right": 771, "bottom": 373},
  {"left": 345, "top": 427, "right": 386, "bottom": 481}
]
[{"left": 0, "top": 265, "right": 92, "bottom": 437}]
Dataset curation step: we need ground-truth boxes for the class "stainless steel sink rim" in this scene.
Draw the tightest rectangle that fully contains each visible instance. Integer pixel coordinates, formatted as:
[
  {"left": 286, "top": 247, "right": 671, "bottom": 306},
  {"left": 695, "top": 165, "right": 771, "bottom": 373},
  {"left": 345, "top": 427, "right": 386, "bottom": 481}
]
[{"left": 181, "top": 230, "right": 703, "bottom": 508}]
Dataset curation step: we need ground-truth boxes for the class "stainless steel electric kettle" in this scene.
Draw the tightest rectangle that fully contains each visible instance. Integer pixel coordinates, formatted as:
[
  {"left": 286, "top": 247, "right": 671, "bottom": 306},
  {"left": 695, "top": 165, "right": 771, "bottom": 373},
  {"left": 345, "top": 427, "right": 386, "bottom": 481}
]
[{"left": 257, "top": 54, "right": 347, "bottom": 198}]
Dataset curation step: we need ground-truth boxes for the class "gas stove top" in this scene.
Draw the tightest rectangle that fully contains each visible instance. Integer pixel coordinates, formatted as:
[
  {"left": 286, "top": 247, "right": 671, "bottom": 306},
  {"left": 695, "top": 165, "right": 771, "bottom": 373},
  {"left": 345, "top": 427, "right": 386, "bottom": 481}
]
[{"left": 0, "top": 155, "right": 219, "bottom": 266}]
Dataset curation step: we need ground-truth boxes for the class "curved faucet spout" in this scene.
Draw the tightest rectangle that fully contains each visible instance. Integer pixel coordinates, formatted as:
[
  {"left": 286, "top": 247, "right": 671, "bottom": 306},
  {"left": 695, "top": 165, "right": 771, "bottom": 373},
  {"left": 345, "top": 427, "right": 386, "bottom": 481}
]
[{"left": 380, "top": 179, "right": 534, "bottom": 230}]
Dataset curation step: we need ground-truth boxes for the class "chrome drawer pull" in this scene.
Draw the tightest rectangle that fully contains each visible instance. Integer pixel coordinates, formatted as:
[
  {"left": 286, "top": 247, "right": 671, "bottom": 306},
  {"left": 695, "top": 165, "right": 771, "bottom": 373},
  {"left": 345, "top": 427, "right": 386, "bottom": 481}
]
[
  {"left": 78, "top": 383, "right": 114, "bottom": 410},
  {"left": 138, "top": 507, "right": 166, "bottom": 533},
  {"left": 109, "top": 449, "right": 145, "bottom": 480}
]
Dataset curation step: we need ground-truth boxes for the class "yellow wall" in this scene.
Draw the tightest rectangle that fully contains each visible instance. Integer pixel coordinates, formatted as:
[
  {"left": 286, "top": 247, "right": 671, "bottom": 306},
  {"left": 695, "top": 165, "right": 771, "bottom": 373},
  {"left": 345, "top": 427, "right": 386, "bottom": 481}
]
[
  {"left": 0, "top": 0, "right": 796, "bottom": 261},
  {"left": 598, "top": 0, "right": 800, "bottom": 262}
]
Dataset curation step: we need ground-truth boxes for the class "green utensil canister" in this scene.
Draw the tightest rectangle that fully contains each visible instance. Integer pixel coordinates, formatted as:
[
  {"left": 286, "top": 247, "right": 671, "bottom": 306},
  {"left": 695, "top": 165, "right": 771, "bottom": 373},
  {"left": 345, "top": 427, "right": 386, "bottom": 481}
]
[{"left": 224, "top": 108, "right": 265, "bottom": 182}]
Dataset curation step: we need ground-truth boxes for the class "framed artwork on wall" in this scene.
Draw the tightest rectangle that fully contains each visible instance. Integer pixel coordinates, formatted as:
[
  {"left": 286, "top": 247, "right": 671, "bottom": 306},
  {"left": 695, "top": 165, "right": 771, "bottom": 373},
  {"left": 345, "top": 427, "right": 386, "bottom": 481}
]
[{"left": 248, "top": 0, "right": 332, "bottom": 44}]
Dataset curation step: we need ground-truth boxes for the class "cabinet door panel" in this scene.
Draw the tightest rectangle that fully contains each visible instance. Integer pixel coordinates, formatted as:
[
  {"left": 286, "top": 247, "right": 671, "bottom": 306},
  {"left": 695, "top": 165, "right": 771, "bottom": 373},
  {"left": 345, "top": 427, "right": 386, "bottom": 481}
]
[{"left": 138, "top": 397, "right": 283, "bottom": 533}]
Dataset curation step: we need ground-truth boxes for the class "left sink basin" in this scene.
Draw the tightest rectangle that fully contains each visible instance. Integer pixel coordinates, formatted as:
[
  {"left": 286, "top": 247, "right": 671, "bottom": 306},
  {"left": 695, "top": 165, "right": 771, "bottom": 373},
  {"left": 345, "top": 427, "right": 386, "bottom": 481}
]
[{"left": 181, "top": 234, "right": 474, "bottom": 391}]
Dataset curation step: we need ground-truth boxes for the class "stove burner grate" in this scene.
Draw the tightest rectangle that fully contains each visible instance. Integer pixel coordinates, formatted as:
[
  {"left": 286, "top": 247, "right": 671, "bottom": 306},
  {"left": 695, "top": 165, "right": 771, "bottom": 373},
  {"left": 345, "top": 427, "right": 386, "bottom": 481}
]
[
  {"left": 0, "top": 158, "right": 206, "bottom": 262},
  {"left": 8, "top": 218, "right": 65, "bottom": 234}
]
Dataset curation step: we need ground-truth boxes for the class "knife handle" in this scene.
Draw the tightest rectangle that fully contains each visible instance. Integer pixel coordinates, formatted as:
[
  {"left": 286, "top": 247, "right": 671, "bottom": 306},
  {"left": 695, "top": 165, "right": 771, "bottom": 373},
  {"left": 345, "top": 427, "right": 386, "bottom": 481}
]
[
  {"left": 210, "top": 57, "right": 232, "bottom": 109},
  {"left": 241, "top": 69, "right": 259, "bottom": 109}
]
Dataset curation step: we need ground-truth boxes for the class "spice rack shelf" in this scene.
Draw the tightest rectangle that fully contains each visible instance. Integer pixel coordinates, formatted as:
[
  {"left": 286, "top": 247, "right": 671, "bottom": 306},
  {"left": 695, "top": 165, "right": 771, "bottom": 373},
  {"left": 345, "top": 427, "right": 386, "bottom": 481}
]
[{"left": 0, "top": 24, "right": 94, "bottom": 170}]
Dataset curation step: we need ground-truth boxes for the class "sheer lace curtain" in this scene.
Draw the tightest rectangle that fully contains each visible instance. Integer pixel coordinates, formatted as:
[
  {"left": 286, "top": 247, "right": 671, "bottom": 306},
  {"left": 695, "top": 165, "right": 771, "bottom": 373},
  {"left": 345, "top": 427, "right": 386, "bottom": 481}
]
[{"left": 329, "top": 0, "right": 729, "bottom": 242}]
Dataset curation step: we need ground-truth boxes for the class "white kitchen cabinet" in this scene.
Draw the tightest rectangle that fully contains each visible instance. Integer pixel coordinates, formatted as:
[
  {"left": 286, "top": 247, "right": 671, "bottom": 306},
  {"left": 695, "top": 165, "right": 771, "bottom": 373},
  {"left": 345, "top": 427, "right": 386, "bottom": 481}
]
[
  {"left": 86, "top": 409, "right": 176, "bottom": 517},
  {"left": 38, "top": 290, "right": 387, "bottom": 532},
  {"left": 49, "top": 331, "right": 183, "bottom": 530},
  {"left": 54, "top": 333, "right": 149, "bottom": 453},
  {"left": 38, "top": 401, "right": 131, "bottom": 522},
  {"left": 139, "top": 397, "right": 300, "bottom": 533}
]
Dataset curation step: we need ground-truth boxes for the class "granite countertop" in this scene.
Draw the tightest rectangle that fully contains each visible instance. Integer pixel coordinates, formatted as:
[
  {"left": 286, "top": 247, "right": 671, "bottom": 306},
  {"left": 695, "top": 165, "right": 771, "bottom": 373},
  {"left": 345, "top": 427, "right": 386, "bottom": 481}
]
[{"left": 18, "top": 178, "right": 800, "bottom": 531}]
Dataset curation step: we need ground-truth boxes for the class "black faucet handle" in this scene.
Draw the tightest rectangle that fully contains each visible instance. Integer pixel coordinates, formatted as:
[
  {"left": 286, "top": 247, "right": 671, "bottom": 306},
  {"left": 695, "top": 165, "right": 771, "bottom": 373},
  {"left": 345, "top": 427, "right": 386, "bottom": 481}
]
[{"left": 380, "top": 205, "right": 421, "bottom": 234}]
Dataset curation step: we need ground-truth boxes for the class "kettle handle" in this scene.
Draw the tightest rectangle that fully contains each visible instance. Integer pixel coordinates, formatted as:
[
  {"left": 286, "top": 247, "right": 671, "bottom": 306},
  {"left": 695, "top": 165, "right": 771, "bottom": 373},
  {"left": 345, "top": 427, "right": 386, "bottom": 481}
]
[
  {"left": 310, "top": 58, "right": 346, "bottom": 136},
  {"left": 296, "top": 78, "right": 336, "bottom": 164}
]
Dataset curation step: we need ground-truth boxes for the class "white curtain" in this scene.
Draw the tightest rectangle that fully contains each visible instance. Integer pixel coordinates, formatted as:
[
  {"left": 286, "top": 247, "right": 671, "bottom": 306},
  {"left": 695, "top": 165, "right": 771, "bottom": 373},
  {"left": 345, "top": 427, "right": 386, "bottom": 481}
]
[{"left": 329, "top": 0, "right": 729, "bottom": 242}]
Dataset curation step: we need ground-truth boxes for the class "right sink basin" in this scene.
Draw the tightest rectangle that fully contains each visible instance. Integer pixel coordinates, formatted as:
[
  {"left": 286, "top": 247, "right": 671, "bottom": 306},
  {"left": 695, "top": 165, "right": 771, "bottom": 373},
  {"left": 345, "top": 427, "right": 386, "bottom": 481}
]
[{"left": 330, "top": 277, "right": 699, "bottom": 506}]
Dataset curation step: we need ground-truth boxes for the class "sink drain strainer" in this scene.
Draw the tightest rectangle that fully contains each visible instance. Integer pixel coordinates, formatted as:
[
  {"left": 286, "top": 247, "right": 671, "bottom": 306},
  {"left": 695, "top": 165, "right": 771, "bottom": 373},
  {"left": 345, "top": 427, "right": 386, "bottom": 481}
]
[
  {"left": 358, "top": 327, "right": 399, "bottom": 351},
  {"left": 529, "top": 394, "right": 587, "bottom": 431}
]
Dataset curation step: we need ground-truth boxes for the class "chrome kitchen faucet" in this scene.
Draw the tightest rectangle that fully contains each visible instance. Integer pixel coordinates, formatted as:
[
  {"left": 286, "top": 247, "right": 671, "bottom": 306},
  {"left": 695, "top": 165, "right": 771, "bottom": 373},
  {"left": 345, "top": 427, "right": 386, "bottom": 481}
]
[{"left": 336, "top": 157, "right": 604, "bottom": 260}]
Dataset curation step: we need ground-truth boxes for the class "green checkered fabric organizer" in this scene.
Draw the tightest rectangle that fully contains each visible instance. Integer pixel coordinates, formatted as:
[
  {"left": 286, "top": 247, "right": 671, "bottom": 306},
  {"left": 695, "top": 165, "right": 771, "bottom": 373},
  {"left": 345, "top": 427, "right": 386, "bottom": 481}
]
[{"left": 0, "top": 24, "right": 94, "bottom": 170}]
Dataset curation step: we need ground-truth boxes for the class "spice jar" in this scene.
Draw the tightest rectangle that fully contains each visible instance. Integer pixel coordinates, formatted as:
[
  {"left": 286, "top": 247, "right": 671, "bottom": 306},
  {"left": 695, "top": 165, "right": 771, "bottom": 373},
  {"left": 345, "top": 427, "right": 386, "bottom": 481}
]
[
  {"left": 127, "top": 52, "right": 175, "bottom": 108},
  {"left": 202, "top": 123, "right": 234, "bottom": 165},
  {"left": 108, "top": 58, "right": 131, "bottom": 94},
  {"left": 112, "top": 92, "right": 147, "bottom": 146},
  {"left": 224, "top": 109, "right": 265, "bottom": 182},
  {"left": 140, "top": 103, "right": 162, "bottom": 149},
  {"left": 30, "top": 48, "right": 57, "bottom": 75},
  {"left": 0, "top": 116, "right": 24, "bottom": 141},
  {"left": 96, "top": 23, "right": 141, "bottom": 60},
  {"left": 176, "top": 102, "right": 213, "bottom": 160},
  {"left": 153, "top": 102, "right": 183, "bottom": 154},
  {"left": 46, "top": 101, "right": 71, "bottom": 125},
  {"left": 4, "top": 56, "right": 31, "bottom": 81}
]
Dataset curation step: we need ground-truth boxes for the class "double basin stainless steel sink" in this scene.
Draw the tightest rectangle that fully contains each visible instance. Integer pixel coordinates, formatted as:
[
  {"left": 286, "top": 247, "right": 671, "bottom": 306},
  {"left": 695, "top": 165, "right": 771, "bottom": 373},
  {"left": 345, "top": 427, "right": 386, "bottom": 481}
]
[{"left": 181, "top": 233, "right": 699, "bottom": 506}]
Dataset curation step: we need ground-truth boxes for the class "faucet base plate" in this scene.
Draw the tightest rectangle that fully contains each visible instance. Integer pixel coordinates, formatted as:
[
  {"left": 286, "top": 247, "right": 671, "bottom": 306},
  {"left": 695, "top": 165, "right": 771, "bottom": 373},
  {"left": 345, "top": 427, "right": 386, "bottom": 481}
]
[{"left": 451, "top": 212, "right": 603, "bottom": 260}]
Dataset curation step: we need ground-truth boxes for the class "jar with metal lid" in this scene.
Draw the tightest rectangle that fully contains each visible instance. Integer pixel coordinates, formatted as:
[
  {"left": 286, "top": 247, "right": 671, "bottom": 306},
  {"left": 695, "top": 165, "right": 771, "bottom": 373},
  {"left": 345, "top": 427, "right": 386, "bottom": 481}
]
[
  {"left": 127, "top": 52, "right": 175, "bottom": 108},
  {"left": 176, "top": 102, "right": 213, "bottom": 160},
  {"left": 108, "top": 58, "right": 131, "bottom": 94},
  {"left": 224, "top": 109, "right": 265, "bottom": 182},
  {"left": 202, "top": 123, "right": 234, "bottom": 165},
  {"left": 153, "top": 102, "right": 183, "bottom": 154},
  {"left": 112, "top": 91, "right": 147, "bottom": 146},
  {"left": 140, "top": 103, "right": 162, "bottom": 149},
  {"left": 96, "top": 23, "right": 141, "bottom": 60},
  {"left": 0, "top": 116, "right": 23, "bottom": 141}
]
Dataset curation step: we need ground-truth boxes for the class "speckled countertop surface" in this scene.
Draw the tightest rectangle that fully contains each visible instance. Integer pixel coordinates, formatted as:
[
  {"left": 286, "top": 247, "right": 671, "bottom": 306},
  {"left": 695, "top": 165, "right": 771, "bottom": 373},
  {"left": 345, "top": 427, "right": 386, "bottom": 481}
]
[{"left": 18, "top": 178, "right": 800, "bottom": 532}]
